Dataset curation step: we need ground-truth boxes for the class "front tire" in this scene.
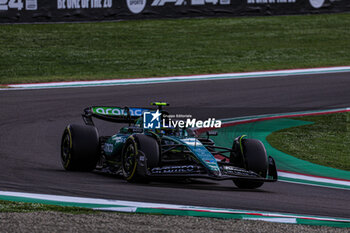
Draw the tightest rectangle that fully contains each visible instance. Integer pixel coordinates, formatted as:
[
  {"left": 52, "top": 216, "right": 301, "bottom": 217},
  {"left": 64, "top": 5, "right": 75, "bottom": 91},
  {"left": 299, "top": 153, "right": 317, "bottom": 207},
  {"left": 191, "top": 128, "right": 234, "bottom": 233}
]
[
  {"left": 61, "top": 124, "right": 99, "bottom": 171},
  {"left": 121, "top": 137, "right": 139, "bottom": 182},
  {"left": 233, "top": 139, "right": 268, "bottom": 189},
  {"left": 122, "top": 134, "right": 160, "bottom": 182}
]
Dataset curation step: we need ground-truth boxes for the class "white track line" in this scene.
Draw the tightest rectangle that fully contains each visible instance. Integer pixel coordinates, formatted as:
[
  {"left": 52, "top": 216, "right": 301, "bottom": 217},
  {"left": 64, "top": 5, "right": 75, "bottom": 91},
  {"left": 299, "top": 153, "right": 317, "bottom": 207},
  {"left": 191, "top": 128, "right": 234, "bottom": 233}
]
[{"left": 3, "top": 66, "right": 350, "bottom": 90}]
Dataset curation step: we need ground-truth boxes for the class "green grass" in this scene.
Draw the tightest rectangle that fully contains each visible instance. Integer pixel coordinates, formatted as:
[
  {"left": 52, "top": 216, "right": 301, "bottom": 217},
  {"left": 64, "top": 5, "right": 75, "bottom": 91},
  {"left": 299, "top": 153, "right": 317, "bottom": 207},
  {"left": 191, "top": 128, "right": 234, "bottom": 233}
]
[
  {"left": 0, "top": 200, "right": 95, "bottom": 214},
  {"left": 267, "top": 112, "right": 350, "bottom": 171},
  {"left": 0, "top": 13, "right": 350, "bottom": 84}
]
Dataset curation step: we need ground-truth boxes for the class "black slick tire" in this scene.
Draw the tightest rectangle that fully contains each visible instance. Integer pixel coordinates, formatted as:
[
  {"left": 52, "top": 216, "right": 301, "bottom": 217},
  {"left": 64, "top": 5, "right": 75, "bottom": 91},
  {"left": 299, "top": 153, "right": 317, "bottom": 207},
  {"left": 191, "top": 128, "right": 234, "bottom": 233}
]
[
  {"left": 233, "top": 139, "right": 268, "bottom": 189},
  {"left": 61, "top": 124, "right": 99, "bottom": 171},
  {"left": 122, "top": 134, "right": 159, "bottom": 182}
]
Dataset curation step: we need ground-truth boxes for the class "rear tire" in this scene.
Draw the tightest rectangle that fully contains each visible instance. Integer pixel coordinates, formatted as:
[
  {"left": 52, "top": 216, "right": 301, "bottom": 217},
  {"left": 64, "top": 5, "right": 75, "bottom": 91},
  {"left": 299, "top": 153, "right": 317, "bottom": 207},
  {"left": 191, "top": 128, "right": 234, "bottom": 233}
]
[
  {"left": 61, "top": 124, "right": 99, "bottom": 171},
  {"left": 233, "top": 139, "right": 268, "bottom": 189}
]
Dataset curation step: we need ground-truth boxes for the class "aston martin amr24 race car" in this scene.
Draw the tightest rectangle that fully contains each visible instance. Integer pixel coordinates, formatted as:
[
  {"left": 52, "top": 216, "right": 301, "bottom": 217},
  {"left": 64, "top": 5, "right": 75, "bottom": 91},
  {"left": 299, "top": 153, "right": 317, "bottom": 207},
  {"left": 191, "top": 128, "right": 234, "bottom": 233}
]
[{"left": 61, "top": 102, "right": 277, "bottom": 189}]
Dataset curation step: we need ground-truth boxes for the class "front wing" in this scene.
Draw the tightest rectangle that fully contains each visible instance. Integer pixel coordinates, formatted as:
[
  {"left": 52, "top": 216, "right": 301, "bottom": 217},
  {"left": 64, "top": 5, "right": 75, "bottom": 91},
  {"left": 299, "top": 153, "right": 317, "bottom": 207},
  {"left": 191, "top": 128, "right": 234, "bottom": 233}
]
[{"left": 136, "top": 155, "right": 278, "bottom": 182}]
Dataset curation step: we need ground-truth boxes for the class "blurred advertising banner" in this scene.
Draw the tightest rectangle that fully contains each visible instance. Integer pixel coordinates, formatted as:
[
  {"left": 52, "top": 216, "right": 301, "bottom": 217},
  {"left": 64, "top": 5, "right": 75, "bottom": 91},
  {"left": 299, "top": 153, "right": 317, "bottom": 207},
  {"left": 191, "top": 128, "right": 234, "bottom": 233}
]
[{"left": 0, "top": 0, "right": 349, "bottom": 23}]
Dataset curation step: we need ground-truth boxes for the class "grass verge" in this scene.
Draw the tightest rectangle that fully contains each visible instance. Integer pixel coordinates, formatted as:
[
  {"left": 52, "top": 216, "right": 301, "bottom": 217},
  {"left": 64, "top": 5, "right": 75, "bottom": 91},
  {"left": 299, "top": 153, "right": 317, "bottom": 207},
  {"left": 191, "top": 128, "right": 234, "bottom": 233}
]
[
  {"left": 0, "top": 13, "right": 350, "bottom": 84},
  {"left": 267, "top": 112, "right": 350, "bottom": 171}
]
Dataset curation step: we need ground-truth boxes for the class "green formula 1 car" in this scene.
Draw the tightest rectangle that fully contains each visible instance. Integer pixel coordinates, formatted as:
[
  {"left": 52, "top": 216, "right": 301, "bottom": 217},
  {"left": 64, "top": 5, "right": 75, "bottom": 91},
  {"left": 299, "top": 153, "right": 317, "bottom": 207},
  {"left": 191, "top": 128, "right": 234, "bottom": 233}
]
[{"left": 60, "top": 102, "right": 277, "bottom": 189}]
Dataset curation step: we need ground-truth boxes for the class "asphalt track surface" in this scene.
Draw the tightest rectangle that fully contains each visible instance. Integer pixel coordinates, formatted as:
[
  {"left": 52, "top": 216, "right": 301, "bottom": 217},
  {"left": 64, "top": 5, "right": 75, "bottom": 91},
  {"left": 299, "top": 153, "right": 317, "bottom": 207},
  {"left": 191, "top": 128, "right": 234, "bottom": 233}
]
[{"left": 1, "top": 72, "right": 350, "bottom": 218}]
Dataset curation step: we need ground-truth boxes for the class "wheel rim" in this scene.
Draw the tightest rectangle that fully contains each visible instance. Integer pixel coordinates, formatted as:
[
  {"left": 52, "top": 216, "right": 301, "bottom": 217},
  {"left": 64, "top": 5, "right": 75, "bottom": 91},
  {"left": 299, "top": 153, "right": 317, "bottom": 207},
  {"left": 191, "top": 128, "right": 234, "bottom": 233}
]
[
  {"left": 61, "top": 131, "right": 71, "bottom": 166},
  {"left": 123, "top": 143, "right": 136, "bottom": 177}
]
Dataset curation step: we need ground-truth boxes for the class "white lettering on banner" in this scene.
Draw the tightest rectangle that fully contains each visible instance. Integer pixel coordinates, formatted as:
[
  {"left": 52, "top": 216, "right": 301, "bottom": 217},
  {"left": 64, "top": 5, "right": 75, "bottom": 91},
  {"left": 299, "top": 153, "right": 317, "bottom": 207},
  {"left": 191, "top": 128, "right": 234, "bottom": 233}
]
[
  {"left": 9, "top": 0, "right": 23, "bottom": 9},
  {"left": 219, "top": 0, "right": 230, "bottom": 4},
  {"left": 0, "top": 0, "right": 9, "bottom": 10},
  {"left": 247, "top": 0, "right": 295, "bottom": 3},
  {"left": 26, "top": 0, "right": 37, "bottom": 10},
  {"left": 66, "top": 0, "right": 80, "bottom": 9},
  {"left": 127, "top": 0, "right": 146, "bottom": 14},
  {"left": 81, "top": 0, "right": 88, "bottom": 7},
  {"left": 151, "top": 0, "right": 185, "bottom": 6},
  {"left": 192, "top": 0, "right": 218, "bottom": 5},
  {"left": 104, "top": 0, "right": 112, "bottom": 7},
  {"left": 309, "top": 0, "right": 324, "bottom": 8},
  {"left": 0, "top": 0, "right": 27, "bottom": 11},
  {"left": 57, "top": 0, "right": 112, "bottom": 9},
  {"left": 152, "top": 0, "right": 230, "bottom": 6}
]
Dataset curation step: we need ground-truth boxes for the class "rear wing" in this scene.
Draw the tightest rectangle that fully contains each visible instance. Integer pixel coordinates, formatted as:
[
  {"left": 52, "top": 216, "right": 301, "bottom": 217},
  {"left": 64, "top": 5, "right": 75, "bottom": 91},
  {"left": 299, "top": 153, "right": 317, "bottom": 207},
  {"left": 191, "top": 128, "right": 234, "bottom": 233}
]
[{"left": 82, "top": 106, "right": 151, "bottom": 125}]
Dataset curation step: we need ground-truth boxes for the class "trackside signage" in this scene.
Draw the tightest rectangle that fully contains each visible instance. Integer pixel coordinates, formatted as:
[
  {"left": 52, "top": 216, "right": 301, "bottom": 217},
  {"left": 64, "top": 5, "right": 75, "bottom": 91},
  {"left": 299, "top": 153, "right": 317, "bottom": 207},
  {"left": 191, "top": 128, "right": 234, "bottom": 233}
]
[
  {"left": 57, "top": 0, "right": 113, "bottom": 9},
  {"left": 0, "top": 0, "right": 349, "bottom": 23}
]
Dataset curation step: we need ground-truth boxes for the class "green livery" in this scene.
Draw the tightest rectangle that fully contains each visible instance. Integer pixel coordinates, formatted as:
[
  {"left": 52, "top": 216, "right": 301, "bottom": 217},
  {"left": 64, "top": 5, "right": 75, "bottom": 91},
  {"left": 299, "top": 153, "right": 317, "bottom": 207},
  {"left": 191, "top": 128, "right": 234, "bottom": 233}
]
[{"left": 60, "top": 102, "right": 278, "bottom": 189}]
